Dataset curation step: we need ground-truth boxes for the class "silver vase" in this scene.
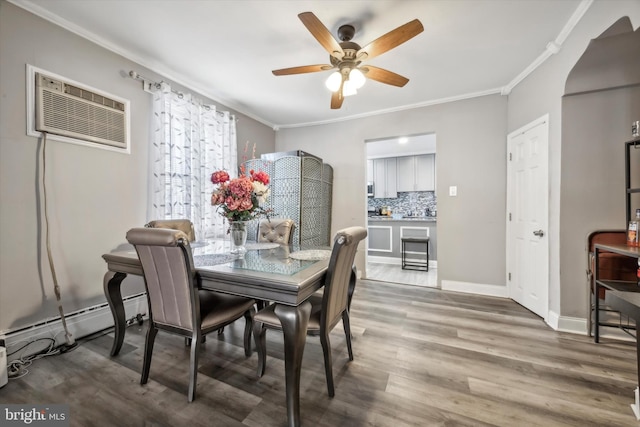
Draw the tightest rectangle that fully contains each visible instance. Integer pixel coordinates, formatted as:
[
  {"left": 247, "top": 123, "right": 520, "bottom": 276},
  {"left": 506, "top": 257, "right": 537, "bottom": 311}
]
[{"left": 229, "top": 220, "right": 248, "bottom": 255}]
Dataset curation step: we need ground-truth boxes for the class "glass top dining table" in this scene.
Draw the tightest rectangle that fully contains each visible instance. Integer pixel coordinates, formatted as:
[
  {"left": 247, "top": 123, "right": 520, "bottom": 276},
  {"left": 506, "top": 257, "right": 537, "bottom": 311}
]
[{"left": 102, "top": 238, "right": 332, "bottom": 427}]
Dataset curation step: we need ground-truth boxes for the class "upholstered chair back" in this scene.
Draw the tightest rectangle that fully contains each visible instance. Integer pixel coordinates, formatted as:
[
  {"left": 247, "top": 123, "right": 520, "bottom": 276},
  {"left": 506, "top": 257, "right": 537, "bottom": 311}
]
[
  {"left": 257, "top": 218, "right": 296, "bottom": 245},
  {"left": 146, "top": 219, "right": 196, "bottom": 242},
  {"left": 126, "top": 227, "right": 197, "bottom": 332},
  {"left": 321, "top": 227, "right": 367, "bottom": 330}
]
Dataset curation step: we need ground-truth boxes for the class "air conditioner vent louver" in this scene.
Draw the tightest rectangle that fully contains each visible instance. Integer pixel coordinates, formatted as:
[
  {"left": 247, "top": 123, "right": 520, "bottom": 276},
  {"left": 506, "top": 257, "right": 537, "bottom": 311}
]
[{"left": 35, "top": 72, "right": 128, "bottom": 150}]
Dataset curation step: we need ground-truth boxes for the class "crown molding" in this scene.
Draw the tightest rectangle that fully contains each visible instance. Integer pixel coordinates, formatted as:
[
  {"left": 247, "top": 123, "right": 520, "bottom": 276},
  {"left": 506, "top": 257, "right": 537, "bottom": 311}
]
[{"left": 501, "top": 0, "right": 593, "bottom": 95}]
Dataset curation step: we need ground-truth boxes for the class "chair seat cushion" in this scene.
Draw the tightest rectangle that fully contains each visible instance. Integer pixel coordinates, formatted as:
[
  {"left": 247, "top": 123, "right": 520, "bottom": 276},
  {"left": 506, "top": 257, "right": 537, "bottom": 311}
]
[
  {"left": 254, "top": 298, "right": 322, "bottom": 332},
  {"left": 198, "top": 290, "right": 255, "bottom": 332}
]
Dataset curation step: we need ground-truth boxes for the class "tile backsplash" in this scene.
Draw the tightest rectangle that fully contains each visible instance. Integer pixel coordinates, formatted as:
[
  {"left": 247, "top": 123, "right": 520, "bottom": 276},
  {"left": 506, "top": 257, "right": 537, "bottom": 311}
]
[{"left": 368, "top": 191, "right": 437, "bottom": 216}]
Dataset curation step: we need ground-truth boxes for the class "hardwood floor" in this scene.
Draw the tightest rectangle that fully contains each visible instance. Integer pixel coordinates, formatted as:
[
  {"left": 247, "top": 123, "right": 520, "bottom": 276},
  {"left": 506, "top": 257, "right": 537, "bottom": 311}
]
[
  {"left": 2, "top": 280, "right": 639, "bottom": 426},
  {"left": 366, "top": 261, "right": 437, "bottom": 287}
]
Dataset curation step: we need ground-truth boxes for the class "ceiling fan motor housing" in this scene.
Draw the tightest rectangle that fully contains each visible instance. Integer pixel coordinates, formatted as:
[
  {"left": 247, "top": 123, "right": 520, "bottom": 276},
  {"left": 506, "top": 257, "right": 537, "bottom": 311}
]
[{"left": 337, "top": 24, "right": 356, "bottom": 42}]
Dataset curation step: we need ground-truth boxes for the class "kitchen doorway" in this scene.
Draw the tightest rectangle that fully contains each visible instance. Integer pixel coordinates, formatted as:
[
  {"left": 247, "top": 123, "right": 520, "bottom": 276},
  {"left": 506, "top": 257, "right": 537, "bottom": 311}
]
[{"left": 365, "top": 134, "right": 438, "bottom": 288}]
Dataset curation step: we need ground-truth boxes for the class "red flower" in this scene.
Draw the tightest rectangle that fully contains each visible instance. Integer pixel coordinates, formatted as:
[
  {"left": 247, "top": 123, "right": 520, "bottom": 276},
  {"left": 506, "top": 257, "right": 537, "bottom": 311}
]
[
  {"left": 251, "top": 170, "right": 270, "bottom": 185},
  {"left": 211, "top": 170, "right": 230, "bottom": 184}
]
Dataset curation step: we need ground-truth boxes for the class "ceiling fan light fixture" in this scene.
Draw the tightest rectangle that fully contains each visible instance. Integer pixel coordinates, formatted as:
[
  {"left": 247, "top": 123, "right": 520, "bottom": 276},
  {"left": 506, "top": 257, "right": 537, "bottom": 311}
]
[
  {"left": 325, "top": 71, "right": 342, "bottom": 92},
  {"left": 349, "top": 68, "right": 366, "bottom": 89},
  {"left": 343, "top": 80, "right": 358, "bottom": 97}
]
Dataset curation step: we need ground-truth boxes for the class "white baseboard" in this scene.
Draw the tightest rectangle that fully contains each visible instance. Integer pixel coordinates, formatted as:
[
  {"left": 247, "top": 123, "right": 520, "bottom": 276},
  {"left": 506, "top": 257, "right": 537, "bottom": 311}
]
[
  {"left": 1, "top": 295, "right": 148, "bottom": 362},
  {"left": 440, "top": 280, "right": 508, "bottom": 298},
  {"left": 367, "top": 255, "right": 438, "bottom": 269},
  {"left": 551, "top": 312, "right": 589, "bottom": 334}
]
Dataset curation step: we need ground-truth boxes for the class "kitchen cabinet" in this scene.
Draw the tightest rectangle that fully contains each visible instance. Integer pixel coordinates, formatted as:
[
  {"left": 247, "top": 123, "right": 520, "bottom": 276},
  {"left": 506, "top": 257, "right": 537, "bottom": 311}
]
[
  {"left": 367, "top": 218, "right": 437, "bottom": 261},
  {"left": 397, "top": 154, "right": 435, "bottom": 192},
  {"left": 367, "top": 159, "right": 374, "bottom": 183},
  {"left": 373, "top": 158, "right": 397, "bottom": 198}
]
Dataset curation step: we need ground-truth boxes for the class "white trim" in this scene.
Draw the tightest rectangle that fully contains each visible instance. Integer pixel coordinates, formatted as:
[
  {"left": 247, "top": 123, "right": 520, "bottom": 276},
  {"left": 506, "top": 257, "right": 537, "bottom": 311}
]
[
  {"left": 441, "top": 280, "right": 508, "bottom": 298},
  {"left": 501, "top": 0, "right": 593, "bottom": 95},
  {"left": 553, "top": 313, "right": 589, "bottom": 335},
  {"left": 277, "top": 87, "right": 503, "bottom": 129},
  {"left": 547, "top": 310, "right": 560, "bottom": 330},
  {"left": 367, "top": 226, "right": 393, "bottom": 252},
  {"left": 1, "top": 295, "right": 148, "bottom": 361},
  {"left": 399, "top": 226, "right": 429, "bottom": 238}
]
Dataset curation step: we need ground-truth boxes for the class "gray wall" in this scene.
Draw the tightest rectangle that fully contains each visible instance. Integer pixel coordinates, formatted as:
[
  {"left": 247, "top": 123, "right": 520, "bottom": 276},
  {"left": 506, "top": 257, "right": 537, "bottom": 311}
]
[
  {"left": 276, "top": 94, "right": 508, "bottom": 288},
  {"left": 507, "top": 0, "right": 640, "bottom": 322},
  {"left": 3, "top": 0, "right": 640, "bottom": 334},
  {"left": 0, "top": 1, "right": 275, "bottom": 332}
]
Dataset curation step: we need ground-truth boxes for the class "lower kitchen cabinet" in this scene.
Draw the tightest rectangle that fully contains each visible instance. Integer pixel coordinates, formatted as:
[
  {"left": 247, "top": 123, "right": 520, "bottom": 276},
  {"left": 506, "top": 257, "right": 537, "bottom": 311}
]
[{"left": 367, "top": 218, "right": 437, "bottom": 261}]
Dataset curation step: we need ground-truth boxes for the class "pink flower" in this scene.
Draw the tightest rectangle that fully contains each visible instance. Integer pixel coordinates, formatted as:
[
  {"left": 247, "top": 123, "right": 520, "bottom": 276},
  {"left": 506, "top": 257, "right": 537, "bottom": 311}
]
[
  {"left": 210, "top": 166, "right": 272, "bottom": 221},
  {"left": 228, "top": 177, "right": 253, "bottom": 198},
  {"left": 239, "top": 197, "right": 253, "bottom": 210}
]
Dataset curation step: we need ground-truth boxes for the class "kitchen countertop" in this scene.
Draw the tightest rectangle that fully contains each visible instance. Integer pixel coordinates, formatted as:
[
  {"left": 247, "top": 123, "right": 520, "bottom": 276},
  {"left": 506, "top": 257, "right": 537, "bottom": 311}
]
[{"left": 368, "top": 215, "right": 437, "bottom": 222}]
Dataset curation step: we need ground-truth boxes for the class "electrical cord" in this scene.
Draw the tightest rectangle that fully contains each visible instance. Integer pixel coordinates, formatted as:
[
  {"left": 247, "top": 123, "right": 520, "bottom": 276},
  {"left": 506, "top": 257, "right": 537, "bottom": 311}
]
[
  {"left": 6, "top": 327, "right": 116, "bottom": 380},
  {"left": 41, "top": 132, "right": 74, "bottom": 346},
  {"left": 7, "top": 338, "right": 58, "bottom": 380}
]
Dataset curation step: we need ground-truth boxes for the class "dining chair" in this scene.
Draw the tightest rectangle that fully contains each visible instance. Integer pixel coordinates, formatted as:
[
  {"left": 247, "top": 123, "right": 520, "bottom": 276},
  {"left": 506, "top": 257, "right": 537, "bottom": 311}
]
[
  {"left": 146, "top": 219, "right": 220, "bottom": 338},
  {"left": 145, "top": 219, "right": 196, "bottom": 242},
  {"left": 257, "top": 218, "right": 296, "bottom": 245},
  {"left": 253, "top": 226, "right": 367, "bottom": 397},
  {"left": 126, "top": 227, "right": 255, "bottom": 402}
]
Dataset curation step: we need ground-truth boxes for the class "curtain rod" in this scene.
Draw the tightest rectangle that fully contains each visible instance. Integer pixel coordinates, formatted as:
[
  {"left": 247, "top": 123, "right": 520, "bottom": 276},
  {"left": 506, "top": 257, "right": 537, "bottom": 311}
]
[{"left": 128, "top": 69, "right": 233, "bottom": 117}]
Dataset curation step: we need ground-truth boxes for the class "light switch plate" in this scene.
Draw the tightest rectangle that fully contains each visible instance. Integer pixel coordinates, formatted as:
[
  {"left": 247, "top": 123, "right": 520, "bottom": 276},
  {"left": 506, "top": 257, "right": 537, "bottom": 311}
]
[{"left": 449, "top": 186, "right": 457, "bottom": 196}]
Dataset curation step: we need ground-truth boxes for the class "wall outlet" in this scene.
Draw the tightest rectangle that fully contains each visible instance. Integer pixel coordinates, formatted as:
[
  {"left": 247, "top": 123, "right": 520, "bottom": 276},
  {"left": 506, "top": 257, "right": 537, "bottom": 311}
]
[{"left": 449, "top": 186, "right": 457, "bottom": 196}]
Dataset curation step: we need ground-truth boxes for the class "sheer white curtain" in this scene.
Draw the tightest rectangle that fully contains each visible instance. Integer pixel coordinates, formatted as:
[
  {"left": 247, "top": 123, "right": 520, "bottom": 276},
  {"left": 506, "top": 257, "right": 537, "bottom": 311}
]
[{"left": 150, "top": 82, "right": 237, "bottom": 239}]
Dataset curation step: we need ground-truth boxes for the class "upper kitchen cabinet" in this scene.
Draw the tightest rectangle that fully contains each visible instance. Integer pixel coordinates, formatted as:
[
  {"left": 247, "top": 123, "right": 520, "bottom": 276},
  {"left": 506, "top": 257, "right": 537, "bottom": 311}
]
[
  {"left": 397, "top": 154, "right": 435, "bottom": 192},
  {"left": 373, "top": 158, "right": 397, "bottom": 198},
  {"left": 367, "top": 159, "right": 374, "bottom": 183}
]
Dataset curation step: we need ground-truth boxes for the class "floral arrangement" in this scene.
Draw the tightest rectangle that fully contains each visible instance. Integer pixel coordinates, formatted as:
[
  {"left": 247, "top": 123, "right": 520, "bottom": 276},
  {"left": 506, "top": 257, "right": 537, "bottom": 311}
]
[{"left": 210, "top": 167, "right": 271, "bottom": 222}]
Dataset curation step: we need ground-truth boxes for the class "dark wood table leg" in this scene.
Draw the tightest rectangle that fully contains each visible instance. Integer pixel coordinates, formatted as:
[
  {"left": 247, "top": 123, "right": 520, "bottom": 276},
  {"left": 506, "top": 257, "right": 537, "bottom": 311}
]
[
  {"left": 274, "top": 301, "right": 311, "bottom": 427},
  {"left": 103, "top": 271, "right": 128, "bottom": 356}
]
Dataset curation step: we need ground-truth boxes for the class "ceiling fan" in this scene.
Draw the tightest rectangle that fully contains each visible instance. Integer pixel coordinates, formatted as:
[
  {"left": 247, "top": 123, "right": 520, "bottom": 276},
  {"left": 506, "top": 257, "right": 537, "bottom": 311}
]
[{"left": 272, "top": 12, "right": 424, "bottom": 109}]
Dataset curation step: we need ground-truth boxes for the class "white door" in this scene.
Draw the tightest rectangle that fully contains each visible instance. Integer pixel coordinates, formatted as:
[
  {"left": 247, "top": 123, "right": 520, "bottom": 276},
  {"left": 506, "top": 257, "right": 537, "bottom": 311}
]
[{"left": 507, "top": 115, "right": 549, "bottom": 319}]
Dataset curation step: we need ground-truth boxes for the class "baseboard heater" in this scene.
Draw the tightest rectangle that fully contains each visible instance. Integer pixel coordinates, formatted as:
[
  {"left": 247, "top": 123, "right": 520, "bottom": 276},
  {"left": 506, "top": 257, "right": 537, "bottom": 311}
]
[{"left": 0, "top": 293, "right": 148, "bottom": 362}]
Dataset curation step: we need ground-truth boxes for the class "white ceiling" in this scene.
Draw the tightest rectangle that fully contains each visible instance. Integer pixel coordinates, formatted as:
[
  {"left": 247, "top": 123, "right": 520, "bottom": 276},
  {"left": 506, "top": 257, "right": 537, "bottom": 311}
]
[
  {"left": 13, "top": 0, "right": 587, "bottom": 129},
  {"left": 366, "top": 133, "right": 436, "bottom": 158}
]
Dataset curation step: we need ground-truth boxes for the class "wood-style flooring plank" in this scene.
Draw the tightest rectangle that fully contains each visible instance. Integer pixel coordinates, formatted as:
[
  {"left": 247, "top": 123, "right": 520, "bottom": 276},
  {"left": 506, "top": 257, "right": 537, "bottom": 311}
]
[{"left": 1, "top": 278, "right": 639, "bottom": 426}]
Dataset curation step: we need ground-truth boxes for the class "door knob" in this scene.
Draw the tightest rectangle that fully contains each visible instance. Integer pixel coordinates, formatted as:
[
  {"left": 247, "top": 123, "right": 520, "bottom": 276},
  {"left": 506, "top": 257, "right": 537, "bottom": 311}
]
[{"left": 533, "top": 230, "right": 544, "bottom": 237}]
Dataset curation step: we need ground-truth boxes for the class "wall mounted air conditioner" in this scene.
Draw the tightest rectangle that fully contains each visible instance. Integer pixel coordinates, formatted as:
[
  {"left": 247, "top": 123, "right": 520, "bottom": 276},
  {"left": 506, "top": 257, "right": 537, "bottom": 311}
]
[{"left": 31, "top": 67, "right": 129, "bottom": 152}]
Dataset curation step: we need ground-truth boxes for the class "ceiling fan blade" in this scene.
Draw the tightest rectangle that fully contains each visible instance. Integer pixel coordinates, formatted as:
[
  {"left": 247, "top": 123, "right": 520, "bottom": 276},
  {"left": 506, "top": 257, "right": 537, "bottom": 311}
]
[
  {"left": 272, "top": 64, "right": 333, "bottom": 76},
  {"left": 361, "top": 66, "right": 409, "bottom": 87},
  {"left": 330, "top": 81, "right": 344, "bottom": 109},
  {"left": 298, "top": 12, "right": 345, "bottom": 60},
  {"left": 357, "top": 19, "right": 424, "bottom": 61}
]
